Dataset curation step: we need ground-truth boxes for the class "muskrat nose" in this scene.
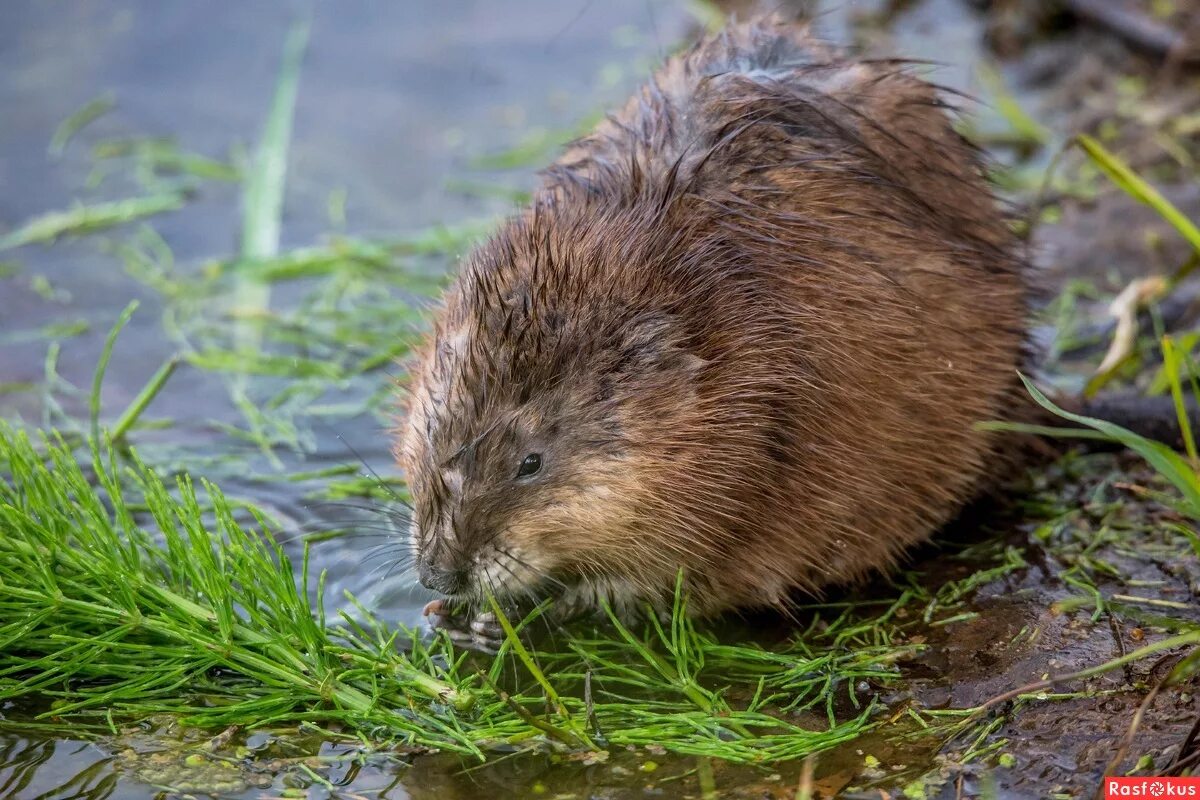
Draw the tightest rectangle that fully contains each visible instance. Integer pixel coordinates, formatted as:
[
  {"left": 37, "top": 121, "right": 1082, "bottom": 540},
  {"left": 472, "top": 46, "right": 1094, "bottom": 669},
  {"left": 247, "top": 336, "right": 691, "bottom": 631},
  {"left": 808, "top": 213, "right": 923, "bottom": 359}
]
[{"left": 418, "top": 561, "right": 469, "bottom": 595}]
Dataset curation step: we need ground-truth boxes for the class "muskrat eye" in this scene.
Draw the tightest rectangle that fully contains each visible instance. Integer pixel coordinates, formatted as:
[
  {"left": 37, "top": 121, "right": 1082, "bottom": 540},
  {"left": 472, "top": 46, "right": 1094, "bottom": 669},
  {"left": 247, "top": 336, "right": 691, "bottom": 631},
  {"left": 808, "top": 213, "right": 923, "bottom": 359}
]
[{"left": 516, "top": 453, "right": 542, "bottom": 479}]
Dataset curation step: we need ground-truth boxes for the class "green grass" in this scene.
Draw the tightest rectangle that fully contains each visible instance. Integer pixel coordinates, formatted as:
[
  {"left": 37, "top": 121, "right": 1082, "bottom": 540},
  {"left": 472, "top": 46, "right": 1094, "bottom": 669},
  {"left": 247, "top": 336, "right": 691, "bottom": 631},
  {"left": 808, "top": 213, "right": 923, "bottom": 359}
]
[
  {"left": 0, "top": 193, "right": 185, "bottom": 252},
  {"left": 224, "top": 19, "right": 310, "bottom": 465},
  {"left": 6, "top": 384, "right": 1192, "bottom": 770},
  {"left": 0, "top": 306, "right": 903, "bottom": 763},
  {"left": 47, "top": 92, "right": 115, "bottom": 159},
  {"left": 89, "top": 136, "right": 240, "bottom": 189},
  {"left": 0, "top": 419, "right": 903, "bottom": 763}
]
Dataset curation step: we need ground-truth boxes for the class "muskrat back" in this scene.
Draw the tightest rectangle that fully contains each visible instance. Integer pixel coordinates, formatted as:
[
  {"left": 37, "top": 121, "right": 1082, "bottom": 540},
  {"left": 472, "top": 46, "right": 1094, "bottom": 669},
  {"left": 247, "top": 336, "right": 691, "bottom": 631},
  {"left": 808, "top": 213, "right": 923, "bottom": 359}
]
[{"left": 396, "top": 16, "right": 1026, "bottom": 625}]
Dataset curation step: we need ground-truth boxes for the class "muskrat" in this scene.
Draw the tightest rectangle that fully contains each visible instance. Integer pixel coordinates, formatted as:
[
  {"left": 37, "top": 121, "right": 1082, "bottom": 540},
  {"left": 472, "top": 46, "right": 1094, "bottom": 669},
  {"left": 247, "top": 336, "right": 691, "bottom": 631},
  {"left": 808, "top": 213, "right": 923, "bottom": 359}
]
[{"left": 394, "top": 17, "right": 1077, "bottom": 647}]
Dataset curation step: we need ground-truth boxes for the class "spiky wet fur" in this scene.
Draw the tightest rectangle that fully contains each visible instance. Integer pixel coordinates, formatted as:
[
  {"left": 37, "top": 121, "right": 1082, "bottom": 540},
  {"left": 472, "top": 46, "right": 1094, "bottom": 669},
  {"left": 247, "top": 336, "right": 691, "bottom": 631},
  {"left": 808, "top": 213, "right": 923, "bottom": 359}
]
[{"left": 396, "top": 17, "right": 1028, "bottom": 619}]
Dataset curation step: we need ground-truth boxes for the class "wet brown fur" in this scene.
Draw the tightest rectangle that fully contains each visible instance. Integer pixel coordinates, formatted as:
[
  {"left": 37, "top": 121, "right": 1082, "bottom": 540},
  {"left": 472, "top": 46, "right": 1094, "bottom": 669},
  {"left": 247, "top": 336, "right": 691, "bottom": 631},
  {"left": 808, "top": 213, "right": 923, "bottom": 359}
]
[{"left": 396, "top": 17, "right": 1028, "bottom": 618}]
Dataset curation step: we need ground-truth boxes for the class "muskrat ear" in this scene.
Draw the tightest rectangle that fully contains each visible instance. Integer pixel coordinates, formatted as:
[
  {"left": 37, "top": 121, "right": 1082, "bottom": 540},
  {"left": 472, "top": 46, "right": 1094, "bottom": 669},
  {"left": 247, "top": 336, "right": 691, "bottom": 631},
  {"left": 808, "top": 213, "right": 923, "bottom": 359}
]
[{"left": 617, "top": 313, "right": 706, "bottom": 377}]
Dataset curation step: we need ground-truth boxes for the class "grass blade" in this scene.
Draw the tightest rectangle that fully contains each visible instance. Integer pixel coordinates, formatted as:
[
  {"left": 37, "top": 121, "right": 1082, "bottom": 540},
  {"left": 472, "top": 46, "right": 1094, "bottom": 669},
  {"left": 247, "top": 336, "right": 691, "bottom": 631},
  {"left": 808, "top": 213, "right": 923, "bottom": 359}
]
[
  {"left": 89, "top": 301, "right": 139, "bottom": 444},
  {"left": 225, "top": 18, "right": 310, "bottom": 460},
  {"left": 1018, "top": 373, "right": 1200, "bottom": 515},
  {"left": 1077, "top": 133, "right": 1200, "bottom": 254},
  {"left": 1161, "top": 336, "right": 1199, "bottom": 467},
  {"left": 240, "top": 20, "right": 309, "bottom": 265},
  {"left": 48, "top": 92, "right": 116, "bottom": 158},
  {"left": 110, "top": 354, "right": 181, "bottom": 444},
  {"left": 0, "top": 195, "right": 184, "bottom": 252}
]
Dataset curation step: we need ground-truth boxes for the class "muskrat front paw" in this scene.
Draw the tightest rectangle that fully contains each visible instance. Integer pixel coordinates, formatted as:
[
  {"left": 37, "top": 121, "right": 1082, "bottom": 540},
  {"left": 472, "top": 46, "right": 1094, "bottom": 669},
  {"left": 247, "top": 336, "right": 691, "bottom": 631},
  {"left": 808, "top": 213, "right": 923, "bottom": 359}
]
[
  {"left": 423, "top": 601, "right": 505, "bottom": 654},
  {"left": 445, "top": 611, "right": 504, "bottom": 654}
]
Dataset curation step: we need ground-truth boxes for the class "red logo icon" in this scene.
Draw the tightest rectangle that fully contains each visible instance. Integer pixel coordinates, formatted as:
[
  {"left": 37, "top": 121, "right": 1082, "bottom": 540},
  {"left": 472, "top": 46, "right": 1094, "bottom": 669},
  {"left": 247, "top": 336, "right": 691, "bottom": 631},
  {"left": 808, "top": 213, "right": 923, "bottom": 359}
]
[{"left": 1105, "top": 778, "right": 1200, "bottom": 798}]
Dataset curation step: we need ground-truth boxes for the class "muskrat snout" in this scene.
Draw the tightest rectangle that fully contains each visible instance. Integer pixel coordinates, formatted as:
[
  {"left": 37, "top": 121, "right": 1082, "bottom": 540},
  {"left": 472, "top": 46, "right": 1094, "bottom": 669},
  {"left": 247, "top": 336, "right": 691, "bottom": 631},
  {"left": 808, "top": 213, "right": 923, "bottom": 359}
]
[
  {"left": 416, "top": 541, "right": 473, "bottom": 596},
  {"left": 417, "top": 560, "right": 470, "bottom": 596}
]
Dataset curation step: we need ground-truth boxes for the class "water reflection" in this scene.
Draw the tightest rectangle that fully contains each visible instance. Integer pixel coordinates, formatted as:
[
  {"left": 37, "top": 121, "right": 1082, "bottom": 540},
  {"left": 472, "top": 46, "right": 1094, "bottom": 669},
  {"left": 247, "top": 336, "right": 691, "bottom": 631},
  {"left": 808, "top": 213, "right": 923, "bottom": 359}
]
[{"left": 0, "top": 739, "right": 114, "bottom": 800}]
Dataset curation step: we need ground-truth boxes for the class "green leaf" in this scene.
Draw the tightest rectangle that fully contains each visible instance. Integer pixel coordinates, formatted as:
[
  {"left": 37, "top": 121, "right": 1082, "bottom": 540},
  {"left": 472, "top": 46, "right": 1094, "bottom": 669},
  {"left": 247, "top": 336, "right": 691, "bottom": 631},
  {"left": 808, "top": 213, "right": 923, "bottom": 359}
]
[
  {"left": 1076, "top": 134, "right": 1200, "bottom": 254},
  {"left": 1019, "top": 373, "right": 1200, "bottom": 516}
]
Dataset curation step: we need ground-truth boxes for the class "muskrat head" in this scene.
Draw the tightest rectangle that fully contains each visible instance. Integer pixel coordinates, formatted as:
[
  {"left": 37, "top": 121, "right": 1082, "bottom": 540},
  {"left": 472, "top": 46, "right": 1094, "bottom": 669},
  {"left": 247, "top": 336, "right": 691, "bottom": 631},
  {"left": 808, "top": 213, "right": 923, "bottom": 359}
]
[{"left": 395, "top": 214, "right": 708, "bottom": 612}]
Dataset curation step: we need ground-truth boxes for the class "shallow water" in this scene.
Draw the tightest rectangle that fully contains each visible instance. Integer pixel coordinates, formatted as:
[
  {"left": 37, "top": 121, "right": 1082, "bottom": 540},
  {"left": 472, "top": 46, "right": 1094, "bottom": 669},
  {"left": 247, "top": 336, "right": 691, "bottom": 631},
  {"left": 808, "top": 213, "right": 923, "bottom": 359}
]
[{"left": 5, "top": 1, "right": 1183, "bottom": 798}]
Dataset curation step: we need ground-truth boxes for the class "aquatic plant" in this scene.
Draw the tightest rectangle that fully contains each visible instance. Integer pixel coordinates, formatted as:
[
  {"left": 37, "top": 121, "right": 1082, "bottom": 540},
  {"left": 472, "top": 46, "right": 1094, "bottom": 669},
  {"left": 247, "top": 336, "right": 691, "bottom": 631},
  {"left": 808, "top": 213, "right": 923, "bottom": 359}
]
[{"left": 0, "top": 400, "right": 901, "bottom": 763}]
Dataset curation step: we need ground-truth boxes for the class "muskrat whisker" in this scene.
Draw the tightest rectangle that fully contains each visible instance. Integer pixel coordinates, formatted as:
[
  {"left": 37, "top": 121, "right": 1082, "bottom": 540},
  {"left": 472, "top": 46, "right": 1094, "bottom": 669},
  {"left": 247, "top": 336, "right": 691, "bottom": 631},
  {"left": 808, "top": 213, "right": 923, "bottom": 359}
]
[
  {"left": 274, "top": 528, "right": 398, "bottom": 546},
  {"left": 388, "top": 562, "right": 418, "bottom": 584},
  {"left": 360, "top": 540, "right": 413, "bottom": 559},
  {"left": 493, "top": 545, "right": 567, "bottom": 592},
  {"left": 302, "top": 500, "right": 396, "bottom": 515},
  {"left": 488, "top": 557, "right": 528, "bottom": 597},
  {"left": 281, "top": 515, "right": 406, "bottom": 535},
  {"left": 289, "top": 546, "right": 409, "bottom": 584},
  {"left": 273, "top": 525, "right": 404, "bottom": 549},
  {"left": 323, "top": 523, "right": 407, "bottom": 536},
  {"left": 300, "top": 501, "right": 412, "bottom": 527},
  {"left": 373, "top": 555, "right": 416, "bottom": 586},
  {"left": 327, "top": 430, "right": 414, "bottom": 511},
  {"left": 324, "top": 539, "right": 412, "bottom": 565}
]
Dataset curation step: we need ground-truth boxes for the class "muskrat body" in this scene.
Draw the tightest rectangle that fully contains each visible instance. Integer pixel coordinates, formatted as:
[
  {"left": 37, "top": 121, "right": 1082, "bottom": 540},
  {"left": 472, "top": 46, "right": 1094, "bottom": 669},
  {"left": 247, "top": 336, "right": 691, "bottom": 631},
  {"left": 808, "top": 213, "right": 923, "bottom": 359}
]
[{"left": 397, "top": 17, "right": 1028, "bottom": 635}]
